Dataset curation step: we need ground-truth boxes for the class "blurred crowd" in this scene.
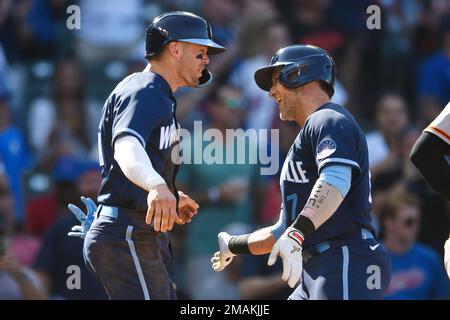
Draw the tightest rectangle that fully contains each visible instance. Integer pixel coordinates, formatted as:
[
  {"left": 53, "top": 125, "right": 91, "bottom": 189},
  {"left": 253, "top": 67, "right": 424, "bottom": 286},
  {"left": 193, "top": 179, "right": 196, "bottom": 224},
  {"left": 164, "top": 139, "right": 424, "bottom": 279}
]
[{"left": 0, "top": 0, "right": 449, "bottom": 300}]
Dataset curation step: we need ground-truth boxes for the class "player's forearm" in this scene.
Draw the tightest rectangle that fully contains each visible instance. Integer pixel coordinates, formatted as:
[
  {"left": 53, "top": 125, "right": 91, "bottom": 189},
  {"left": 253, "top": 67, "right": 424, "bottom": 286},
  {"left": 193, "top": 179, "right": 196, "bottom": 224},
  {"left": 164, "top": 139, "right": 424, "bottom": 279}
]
[
  {"left": 230, "top": 170, "right": 348, "bottom": 255},
  {"left": 225, "top": 227, "right": 275, "bottom": 257},
  {"left": 114, "top": 135, "right": 166, "bottom": 192},
  {"left": 291, "top": 165, "right": 349, "bottom": 238},
  {"left": 299, "top": 181, "right": 344, "bottom": 229},
  {"left": 248, "top": 227, "right": 277, "bottom": 255}
]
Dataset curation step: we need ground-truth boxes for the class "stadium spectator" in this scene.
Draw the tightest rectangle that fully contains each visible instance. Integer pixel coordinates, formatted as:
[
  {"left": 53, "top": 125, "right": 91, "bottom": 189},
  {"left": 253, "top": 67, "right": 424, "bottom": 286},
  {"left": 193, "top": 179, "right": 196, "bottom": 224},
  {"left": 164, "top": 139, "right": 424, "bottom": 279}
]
[
  {"left": 229, "top": 19, "right": 290, "bottom": 133},
  {"left": 282, "top": 0, "right": 338, "bottom": 52},
  {"left": 26, "top": 155, "right": 80, "bottom": 240},
  {"left": 0, "top": 94, "right": 33, "bottom": 224},
  {"left": 0, "top": 184, "right": 45, "bottom": 300},
  {"left": 381, "top": 187, "right": 449, "bottom": 300},
  {"left": 27, "top": 57, "right": 101, "bottom": 170},
  {"left": 366, "top": 93, "right": 410, "bottom": 174},
  {"left": 416, "top": 16, "right": 450, "bottom": 126},
  {"left": 201, "top": 0, "right": 237, "bottom": 48},
  {"left": 378, "top": 0, "right": 421, "bottom": 95},
  {"left": 75, "top": 0, "right": 144, "bottom": 62},
  {"left": 0, "top": 0, "right": 55, "bottom": 60}
]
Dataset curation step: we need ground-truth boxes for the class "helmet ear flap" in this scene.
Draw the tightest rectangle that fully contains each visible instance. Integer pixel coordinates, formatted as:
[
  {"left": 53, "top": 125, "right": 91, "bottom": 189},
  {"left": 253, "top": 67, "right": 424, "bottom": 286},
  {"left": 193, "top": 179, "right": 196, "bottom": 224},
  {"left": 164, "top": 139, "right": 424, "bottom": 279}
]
[
  {"left": 145, "top": 24, "right": 170, "bottom": 58},
  {"left": 286, "top": 66, "right": 302, "bottom": 82},
  {"left": 279, "top": 63, "right": 304, "bottom": 88}
]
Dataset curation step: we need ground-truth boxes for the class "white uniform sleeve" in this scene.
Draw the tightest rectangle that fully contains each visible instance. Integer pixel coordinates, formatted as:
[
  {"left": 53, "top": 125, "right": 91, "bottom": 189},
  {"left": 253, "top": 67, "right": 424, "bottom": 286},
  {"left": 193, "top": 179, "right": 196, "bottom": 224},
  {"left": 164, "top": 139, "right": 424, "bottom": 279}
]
[{"left": 114, "top": 135, "right": 166, "bottom": 191}]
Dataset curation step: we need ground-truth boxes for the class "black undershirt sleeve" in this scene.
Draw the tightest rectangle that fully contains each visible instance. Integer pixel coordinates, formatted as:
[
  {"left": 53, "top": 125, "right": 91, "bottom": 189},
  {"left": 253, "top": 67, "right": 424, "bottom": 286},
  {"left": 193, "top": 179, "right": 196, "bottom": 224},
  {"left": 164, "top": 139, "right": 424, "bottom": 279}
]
[{"left": 410, "top": 131, "right": 450, "bottom": 200}]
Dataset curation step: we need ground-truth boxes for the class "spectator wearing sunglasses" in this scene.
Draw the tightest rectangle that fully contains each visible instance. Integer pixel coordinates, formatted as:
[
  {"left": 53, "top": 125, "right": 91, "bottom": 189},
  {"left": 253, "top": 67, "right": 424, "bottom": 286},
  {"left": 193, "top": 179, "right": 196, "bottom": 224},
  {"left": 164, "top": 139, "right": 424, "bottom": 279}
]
[{"left": 381, "top": 187, "right": 449, "bottom": 300}]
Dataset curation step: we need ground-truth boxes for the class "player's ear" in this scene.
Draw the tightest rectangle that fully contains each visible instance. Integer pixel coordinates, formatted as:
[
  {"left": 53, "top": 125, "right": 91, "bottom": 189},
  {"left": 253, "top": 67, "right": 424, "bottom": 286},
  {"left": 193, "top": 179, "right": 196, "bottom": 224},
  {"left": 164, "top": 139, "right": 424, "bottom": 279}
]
[{"left": 167, "top": 42, "right": 182, "bottom": 61}]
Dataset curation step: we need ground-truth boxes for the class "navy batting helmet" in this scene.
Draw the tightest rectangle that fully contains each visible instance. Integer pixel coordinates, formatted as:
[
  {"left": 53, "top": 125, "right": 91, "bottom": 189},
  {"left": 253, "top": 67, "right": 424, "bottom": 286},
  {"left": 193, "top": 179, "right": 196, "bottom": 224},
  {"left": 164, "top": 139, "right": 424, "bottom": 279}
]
[
  {"left": 145, "top": 11, "right": 226, "bottom": 87},
  {"left": 254, "top": 45, "right": 336, "bottom": 95}
]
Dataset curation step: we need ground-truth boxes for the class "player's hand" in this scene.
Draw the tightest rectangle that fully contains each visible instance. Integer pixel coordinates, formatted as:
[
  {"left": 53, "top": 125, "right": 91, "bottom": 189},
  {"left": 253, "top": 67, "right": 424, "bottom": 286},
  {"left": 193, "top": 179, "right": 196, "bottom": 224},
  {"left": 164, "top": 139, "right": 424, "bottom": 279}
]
[
  {"left": 445, "top": 236, "right": 450, "bottom": 279},
  {"left": 211, "top": 232, "right": 236, "bottom": 272},
  {"left": 146, "top": 184, "right": 180, "bottom": 232},
  {"left": 176, "top": 191, "right": 199, "bottom": 225},
  {"left": 67, "top": 196, "right": 97, "bottom": 239},
  {"left": 267, "top": 226, "right": 303, "bottom": 288}
]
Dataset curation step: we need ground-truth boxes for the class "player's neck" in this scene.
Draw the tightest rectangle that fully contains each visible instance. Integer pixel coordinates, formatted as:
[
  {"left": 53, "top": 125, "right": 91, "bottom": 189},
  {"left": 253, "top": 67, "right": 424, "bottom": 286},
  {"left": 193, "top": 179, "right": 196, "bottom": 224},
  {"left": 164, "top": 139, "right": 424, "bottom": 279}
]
[
  {"left": 145, "top": 62, "right": 182, "bottom": 93},
  {"left": 295, "top": 96, "right": 330, "bottom": 127}
]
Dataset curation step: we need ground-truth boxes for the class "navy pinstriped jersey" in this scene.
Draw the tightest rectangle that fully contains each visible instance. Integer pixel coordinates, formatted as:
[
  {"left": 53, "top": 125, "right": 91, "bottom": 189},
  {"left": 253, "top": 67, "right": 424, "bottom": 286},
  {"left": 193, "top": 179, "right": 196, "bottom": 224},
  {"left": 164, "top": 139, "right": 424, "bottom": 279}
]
[
  {"left": 280, "top": 102, "right": 374, "bottom": 249},
  {"left": 97, "top": 72, "right": 180, "bottom": 211}
]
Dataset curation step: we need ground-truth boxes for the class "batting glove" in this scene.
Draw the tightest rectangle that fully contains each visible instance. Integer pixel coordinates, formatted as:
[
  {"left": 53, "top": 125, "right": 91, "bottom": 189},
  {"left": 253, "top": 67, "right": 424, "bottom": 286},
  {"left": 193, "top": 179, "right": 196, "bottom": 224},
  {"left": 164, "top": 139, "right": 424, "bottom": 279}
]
[
  {"left": 445, "top": 235, "right": 450, "bottom": 279},
  {"left": 211, "top": 232, "right": 236, "bottom": 272},
  {"left": 267, "top": 226, "right": 304, "bottom": 288},
  {"left": 67, "top": 196, "right": 97, "bottom": 239}
]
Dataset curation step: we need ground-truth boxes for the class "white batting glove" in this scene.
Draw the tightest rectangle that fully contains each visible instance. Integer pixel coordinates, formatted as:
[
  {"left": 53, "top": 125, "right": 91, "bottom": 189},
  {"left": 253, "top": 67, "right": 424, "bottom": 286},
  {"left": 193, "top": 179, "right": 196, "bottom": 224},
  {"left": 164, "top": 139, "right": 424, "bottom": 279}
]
[
  {"left": 211, "top": 232, "right": 236, "bottom": 272},
  {"left": 445, "top": 236, "right": 450, "bottom": 280},
  {"left": 267, "top": 226, "right": 304, "bottom": 288}
]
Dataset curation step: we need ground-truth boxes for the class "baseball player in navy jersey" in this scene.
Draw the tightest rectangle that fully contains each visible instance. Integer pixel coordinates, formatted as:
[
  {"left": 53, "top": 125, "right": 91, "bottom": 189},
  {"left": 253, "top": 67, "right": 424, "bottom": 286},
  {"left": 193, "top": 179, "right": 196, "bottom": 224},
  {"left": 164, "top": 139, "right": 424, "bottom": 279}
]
[
  {"left": 68, "top": 11, "right": 225, "bottom": 300},
  {"left": 211, "top": 45, "right": 392, "bottom": 300}
]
